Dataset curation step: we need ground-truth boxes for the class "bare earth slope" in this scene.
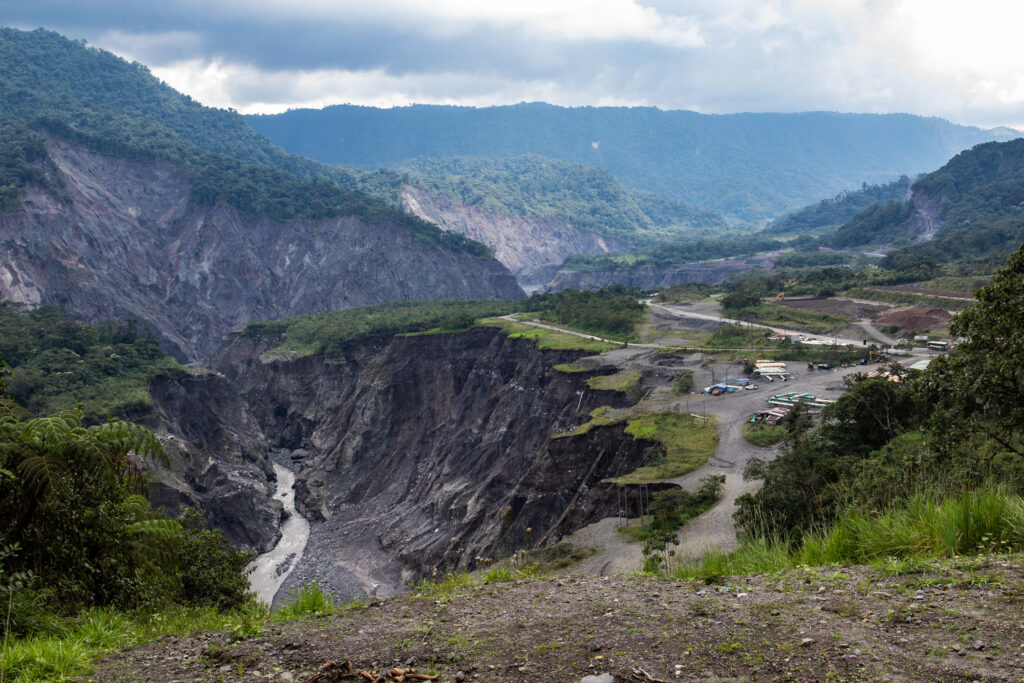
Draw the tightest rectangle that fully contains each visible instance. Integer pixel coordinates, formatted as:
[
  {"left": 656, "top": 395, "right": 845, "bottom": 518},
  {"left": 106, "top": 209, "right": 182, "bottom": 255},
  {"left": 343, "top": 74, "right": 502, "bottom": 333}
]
[
  {"left": 402, "top": 186, "right": 626, "bottom": 285},
  {"left": 0, "top": 140, "right": 523, "bottom": 361},
  {"left": 90, "top": 556, "right": 1024, "bottom": 682}
]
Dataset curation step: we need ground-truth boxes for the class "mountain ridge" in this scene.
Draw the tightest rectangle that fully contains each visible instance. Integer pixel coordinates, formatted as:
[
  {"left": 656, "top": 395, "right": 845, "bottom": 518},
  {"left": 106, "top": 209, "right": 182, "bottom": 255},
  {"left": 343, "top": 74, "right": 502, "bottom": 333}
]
[{"left": 248, "top": 103, "right": 1017, "bottom": 221}]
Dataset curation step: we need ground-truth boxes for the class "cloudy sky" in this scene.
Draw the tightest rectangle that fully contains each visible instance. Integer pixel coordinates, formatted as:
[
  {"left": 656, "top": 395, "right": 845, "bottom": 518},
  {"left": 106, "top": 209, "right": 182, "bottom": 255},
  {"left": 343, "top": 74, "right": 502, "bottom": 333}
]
[{"left": 4, "top": 0, "right": 1024, "bottom": 128}]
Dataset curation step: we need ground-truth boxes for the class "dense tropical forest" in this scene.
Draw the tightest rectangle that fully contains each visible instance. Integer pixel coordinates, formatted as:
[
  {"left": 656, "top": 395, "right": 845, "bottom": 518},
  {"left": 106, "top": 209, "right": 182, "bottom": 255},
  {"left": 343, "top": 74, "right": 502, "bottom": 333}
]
[
  {"left": 0, "top": 303, "right": 183, "bottom": 420},
  {"left": 767, "top": 176, "right": 913, "bottom": 235},
  {"left": 248, "top": 103, "right": 1007, "bottom": 221},
  {"left": 0, "top": 28, "right": 491, "bottom": 256},
  {"left": 395, "top": 156, "right": 729, "bottom": 243}
]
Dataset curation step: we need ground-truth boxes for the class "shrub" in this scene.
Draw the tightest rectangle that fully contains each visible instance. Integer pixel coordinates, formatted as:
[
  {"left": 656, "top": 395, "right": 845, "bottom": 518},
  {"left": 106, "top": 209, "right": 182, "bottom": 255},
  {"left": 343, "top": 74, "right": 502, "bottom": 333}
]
[{"left": 174, "top": 509, "right": 255, "bottom": 610}]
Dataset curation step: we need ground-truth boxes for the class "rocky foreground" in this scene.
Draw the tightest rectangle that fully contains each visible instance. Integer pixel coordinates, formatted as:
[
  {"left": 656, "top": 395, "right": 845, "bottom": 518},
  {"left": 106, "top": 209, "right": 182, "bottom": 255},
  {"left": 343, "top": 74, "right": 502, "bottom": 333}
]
[{"left": 88, "top": 555, "right": 1023, "bottom": 682}]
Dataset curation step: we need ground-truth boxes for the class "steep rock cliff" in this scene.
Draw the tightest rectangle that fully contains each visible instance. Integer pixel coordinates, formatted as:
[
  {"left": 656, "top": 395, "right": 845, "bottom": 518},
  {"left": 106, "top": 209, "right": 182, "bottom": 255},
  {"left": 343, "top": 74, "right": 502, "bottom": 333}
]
[
  {"left": 0, "top": 139, "right": 523, "bottom": 361},
  {"left": 401, "top": 186, "right": 626, "bottom": 287},
  {"left": 143, "top": 372, "right": 281, "bottom": 552},
  {"left": 212, "top": 327, "right": 650, "bottom": 599}
]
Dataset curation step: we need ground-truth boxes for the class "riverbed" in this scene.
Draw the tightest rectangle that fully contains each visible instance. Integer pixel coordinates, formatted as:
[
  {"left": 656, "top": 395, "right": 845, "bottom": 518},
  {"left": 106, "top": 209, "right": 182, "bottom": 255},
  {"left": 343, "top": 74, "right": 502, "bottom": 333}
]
[{"left": 247, "top": 462, "right": 310, "bottom": 604}]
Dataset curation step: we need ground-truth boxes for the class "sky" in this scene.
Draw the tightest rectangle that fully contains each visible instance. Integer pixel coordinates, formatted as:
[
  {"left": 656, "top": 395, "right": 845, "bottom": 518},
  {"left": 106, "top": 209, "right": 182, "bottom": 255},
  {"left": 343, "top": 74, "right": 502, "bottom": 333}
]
[{"left": 4, "top": 0, "right": 1024, "bottom": 129}]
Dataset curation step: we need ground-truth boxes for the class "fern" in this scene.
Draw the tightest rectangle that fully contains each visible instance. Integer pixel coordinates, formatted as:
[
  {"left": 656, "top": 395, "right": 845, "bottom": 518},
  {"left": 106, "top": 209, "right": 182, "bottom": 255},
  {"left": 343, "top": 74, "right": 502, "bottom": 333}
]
[
  {"left": 87, "top": 421, "right": 166, "bottom": 464},
  {"left": 19, "top": 416, "right": 75, "bottom": 451},
  {"left": 13, "top": 452, "right": 63, "bottom": 501}
]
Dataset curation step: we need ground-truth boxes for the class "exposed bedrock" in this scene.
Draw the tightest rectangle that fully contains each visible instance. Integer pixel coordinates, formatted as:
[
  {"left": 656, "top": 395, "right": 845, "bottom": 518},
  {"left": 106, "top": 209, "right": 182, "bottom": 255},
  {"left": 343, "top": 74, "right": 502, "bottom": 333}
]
[
  {"left": 142, "top": 372, "right": 281, "bottom": 552},
  {"left": 0, "top": 139, "right": 523, "bottom": 362},
  {"left": 401, "top": 185, "right": 627, "bottom": 286},
  {"left": 211, "top": 327, "right": 652, "bottom": 599}
]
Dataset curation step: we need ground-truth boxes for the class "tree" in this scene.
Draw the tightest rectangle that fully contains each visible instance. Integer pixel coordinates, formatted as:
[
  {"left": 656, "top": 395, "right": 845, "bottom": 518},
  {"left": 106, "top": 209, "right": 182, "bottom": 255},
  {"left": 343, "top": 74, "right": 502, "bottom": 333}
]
[{"left": 920, "top": 243, "right": 1024, "bottom": 457}]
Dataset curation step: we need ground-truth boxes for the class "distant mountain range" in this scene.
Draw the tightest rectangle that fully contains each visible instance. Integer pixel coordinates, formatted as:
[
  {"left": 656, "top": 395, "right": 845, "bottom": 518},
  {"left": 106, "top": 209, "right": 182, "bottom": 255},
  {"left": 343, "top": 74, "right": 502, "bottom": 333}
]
[{"left": 248, "top": 104, "right": 1018, "bottom": 221}]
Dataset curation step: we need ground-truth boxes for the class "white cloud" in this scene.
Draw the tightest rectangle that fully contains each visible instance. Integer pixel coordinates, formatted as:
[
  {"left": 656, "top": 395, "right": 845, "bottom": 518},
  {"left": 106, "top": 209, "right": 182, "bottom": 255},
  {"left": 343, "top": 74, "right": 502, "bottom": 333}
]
[
  {"left": 151, "top": 59, "right": 648, "bottom": 113},
  {"left": 11, "top": 0, "right": 1024, "bottom": 128}
]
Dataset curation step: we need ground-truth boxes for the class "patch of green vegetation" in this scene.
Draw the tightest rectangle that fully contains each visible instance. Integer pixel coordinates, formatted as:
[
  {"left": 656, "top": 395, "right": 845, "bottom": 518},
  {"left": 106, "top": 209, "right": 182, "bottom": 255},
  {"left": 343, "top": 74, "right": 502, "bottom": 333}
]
[
  {"left": 0, "top": 602, "right": 269, "bottom": 683},
  {"left": 480, "top": 319, "right": 619, "bottom": 353},
  {"left": 652, "top": 285, "right": 710, "bottom": 303},
  {"left": 706, "top": 324, "right": 773, "bottom": 349},
  {"left": 613, "top": 413, "right": 719, "bottom": 484},
  {"left": 272, "top": 582, "right": 336, "bottom": 622},
  {"left": 555, "top": 406, "right": 619, "bottom": 437},
  {"left": 674, "top": 370, "right": 694, "bottom": 394},
  {"left": 845, "top": 287, "right": 975, "bottom": 311},
  {"left": 558, "top": 407, "right": 719, "bottom": 485},
  {"left": 586, "top": 370, "right": 642, "bottom": 393},
  {"left": 553, "top": 363, "right": 589, "bottom": 373},
  {"left": 619, "top": 475, "right": 724, "bottom": 545},
  {"left": 525, "top": 286, "right": 646, "bottom": 341},
  {"left": 743, "top": 421, "right": 787, "bottom": 447},
  {"left": 675, "top": 487, "right": 1024, "bottom": 581},
  {"left": 0, "top": 302, "right": 185, "bottom": 420},
  {"left": 521, "top": 542, "right": 600, "bottom": 572},
  {"left": 246, "top": 300, "right": 523, "bottom": 356}
]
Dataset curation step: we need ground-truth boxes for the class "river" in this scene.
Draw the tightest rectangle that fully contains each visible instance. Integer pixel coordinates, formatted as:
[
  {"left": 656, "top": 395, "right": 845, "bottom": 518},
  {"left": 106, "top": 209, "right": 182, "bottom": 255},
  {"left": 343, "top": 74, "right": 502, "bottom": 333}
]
[{"left": 247, "top": 462, "right": 310, "bottom": 604}]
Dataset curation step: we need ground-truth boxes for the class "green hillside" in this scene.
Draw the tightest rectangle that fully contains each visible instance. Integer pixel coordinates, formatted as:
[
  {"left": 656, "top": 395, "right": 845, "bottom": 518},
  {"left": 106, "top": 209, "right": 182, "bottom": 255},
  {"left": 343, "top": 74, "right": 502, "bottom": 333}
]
[
  {"left": 826, "top": 139, "right": 1024, "bottom": 264},
  {"left": 248, "top": 103, "right": 1012, "bottom": 221},
  {"left": 768, "top": 176, "right": 913, "bottom": 235},
  {"left": 397, "top": 156, "right": 730, "bottom": 244},
  {"left": 0, "top": 28, "right": 489, "bottom": 256},
  {"left": 0, "top": 302, "right": 184, "bottom": 420}
]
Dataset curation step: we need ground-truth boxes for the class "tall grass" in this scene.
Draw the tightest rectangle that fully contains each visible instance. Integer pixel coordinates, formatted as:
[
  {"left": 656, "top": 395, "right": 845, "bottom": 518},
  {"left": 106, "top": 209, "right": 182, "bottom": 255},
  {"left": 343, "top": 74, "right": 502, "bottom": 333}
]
[
  {"left": 272, "top": 581, "right": 335, "bottom": 622},
  {"left": 674, "top": 487, "right": 1024, "bottom": 580},
  {"left": 0, "top": 603, "right": 269, "bottom": 683}
]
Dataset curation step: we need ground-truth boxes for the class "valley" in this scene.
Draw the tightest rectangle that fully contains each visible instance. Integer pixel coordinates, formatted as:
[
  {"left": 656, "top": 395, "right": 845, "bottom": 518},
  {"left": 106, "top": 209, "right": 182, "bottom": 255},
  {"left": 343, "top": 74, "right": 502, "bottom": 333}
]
[
  {"left": 158, "top": 291, "right": 941, "bottom": 605},
  {"left": 2, "top": 23, "right": 1024, "bottom": 683}
]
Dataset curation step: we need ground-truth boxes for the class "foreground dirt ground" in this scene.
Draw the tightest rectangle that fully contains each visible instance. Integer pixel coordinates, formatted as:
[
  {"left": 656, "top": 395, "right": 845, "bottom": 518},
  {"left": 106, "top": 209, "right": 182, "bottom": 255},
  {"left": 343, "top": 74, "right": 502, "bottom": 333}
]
[{"left": 89, "top": 556, "right": 1023, "bottom": 683}]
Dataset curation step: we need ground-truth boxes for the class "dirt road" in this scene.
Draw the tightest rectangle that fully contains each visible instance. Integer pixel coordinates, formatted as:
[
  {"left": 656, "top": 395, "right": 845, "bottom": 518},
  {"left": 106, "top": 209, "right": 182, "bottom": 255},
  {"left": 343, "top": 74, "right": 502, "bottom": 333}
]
[{"left": 564, "top": 302, "right": 931, "bottom": 574}]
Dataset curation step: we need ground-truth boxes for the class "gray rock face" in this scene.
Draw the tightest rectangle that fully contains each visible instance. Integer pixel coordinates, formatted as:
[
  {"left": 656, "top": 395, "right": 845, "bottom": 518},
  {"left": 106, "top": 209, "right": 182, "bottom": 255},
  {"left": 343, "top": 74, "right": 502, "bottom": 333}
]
[
  {"left": 0, "top": 139, "right": 523, "bottom": 362},
  {"left": 210, "top": 326, "right": 651, "bottom": 598},
  {"left": 545, "top": 254, "right": 778, "bottom": 291},
  {"left": 142, "top": 372, "right": 281, "bottom": 552},
  {"left": 402, "top": 185, "right": 626, "bottom": 286}
]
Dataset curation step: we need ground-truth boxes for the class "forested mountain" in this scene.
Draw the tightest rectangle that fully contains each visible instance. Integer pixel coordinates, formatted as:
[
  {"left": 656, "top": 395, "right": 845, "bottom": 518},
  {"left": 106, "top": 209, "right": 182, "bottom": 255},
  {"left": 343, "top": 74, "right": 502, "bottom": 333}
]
[
  {"left": 248, "top": 103, "right": 1015, "bottom": 221},
  {"left": 0, "top": 27, "right": 489, "bottom": 255},
  {"left": 767, "top": 176, "right": 913, "bottom": 235},
  {"left": 397, "top": 156, "right": 728, "bottom": 243},
  {"left": 0, "top": 28, "right": 523, "bottom": 359},
  {"left": 827, "top": 139, "right": 1024, "bottom": 266}
]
